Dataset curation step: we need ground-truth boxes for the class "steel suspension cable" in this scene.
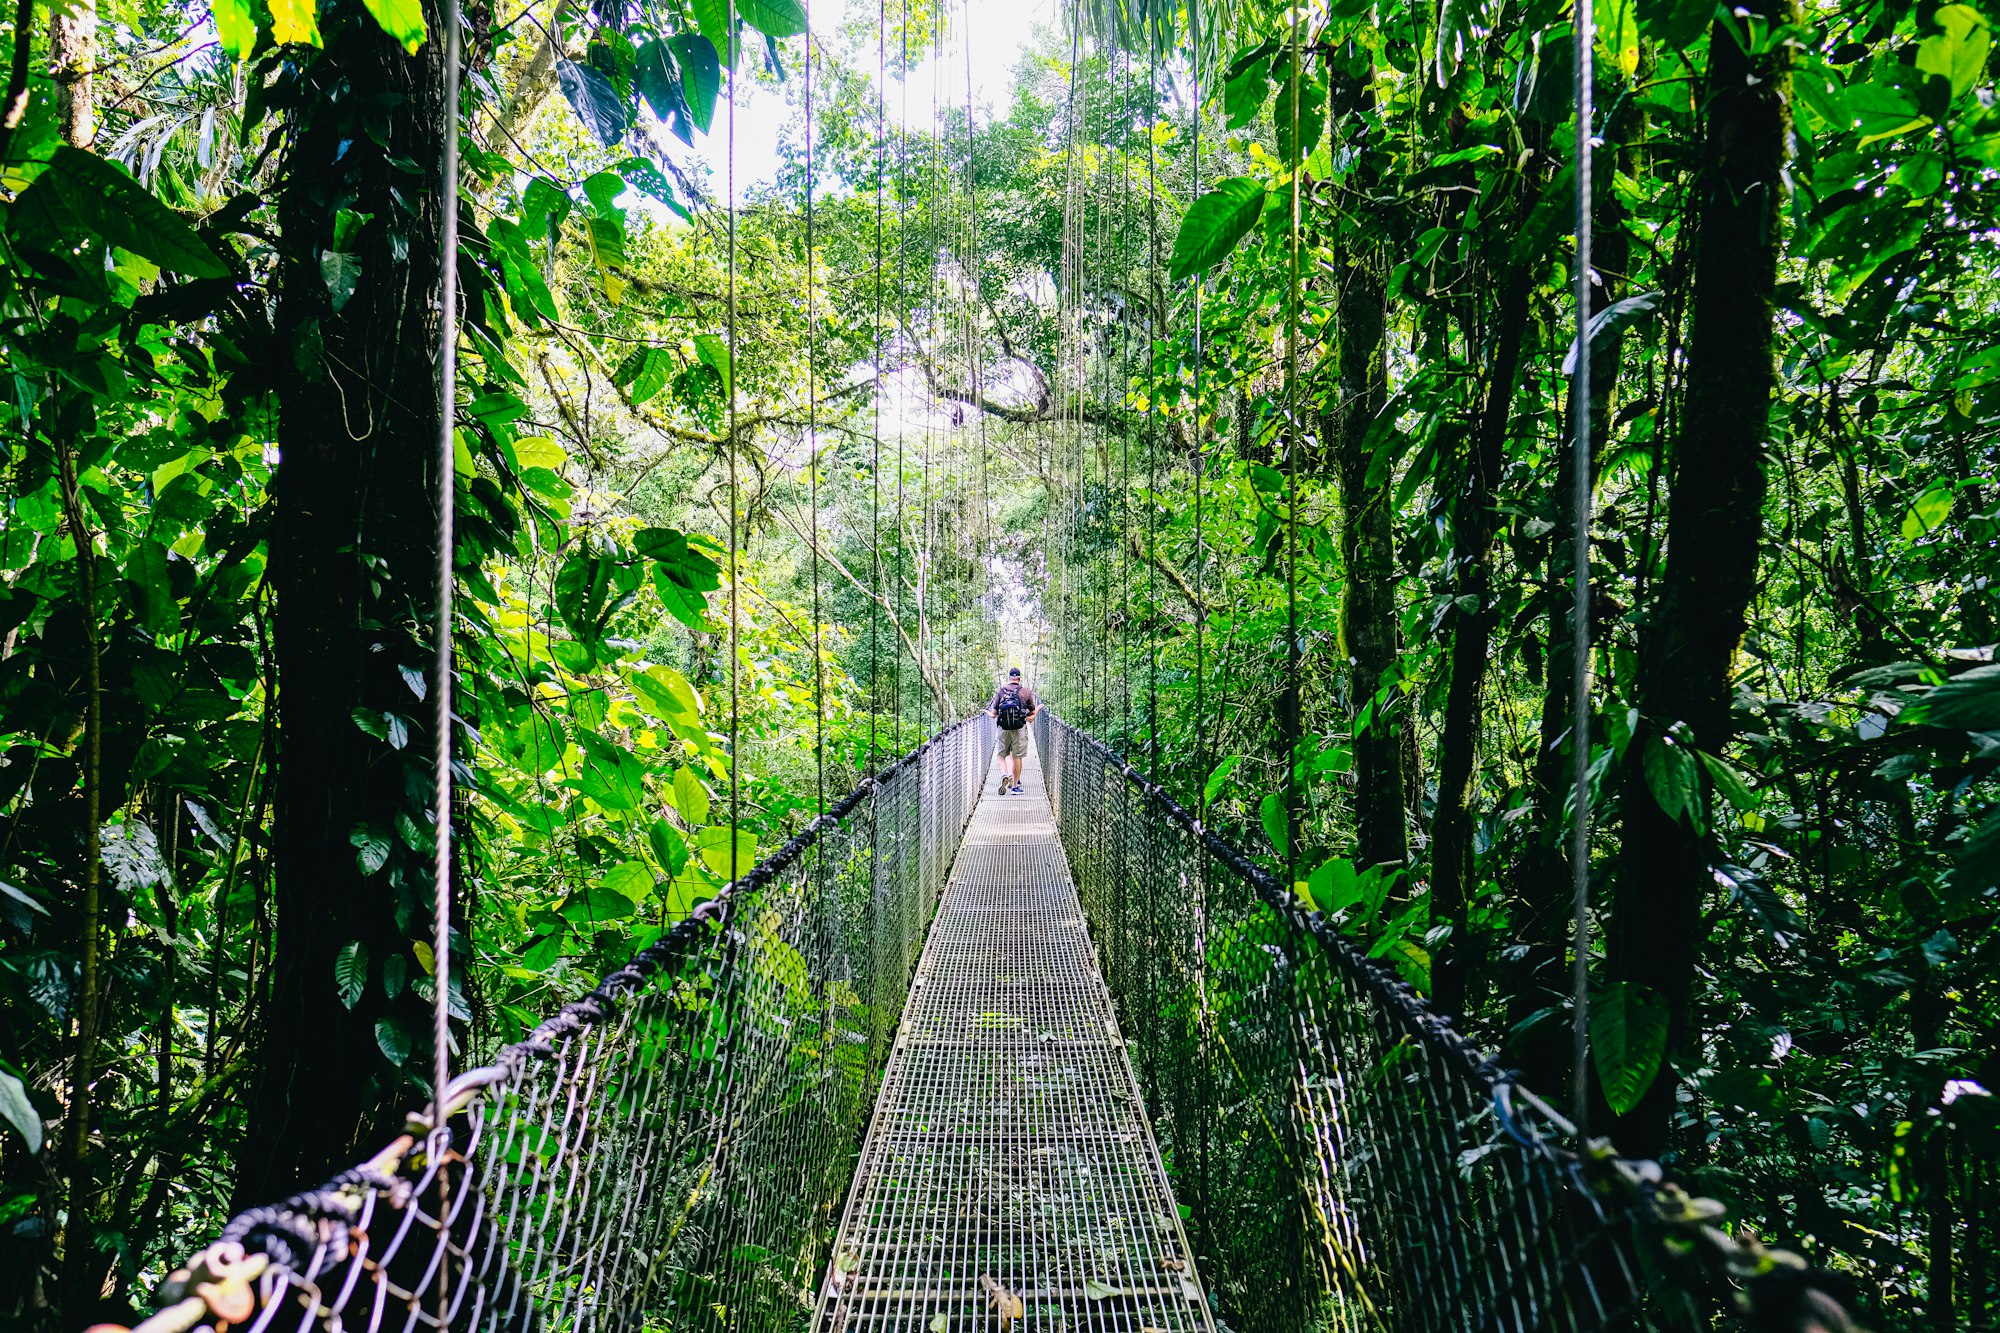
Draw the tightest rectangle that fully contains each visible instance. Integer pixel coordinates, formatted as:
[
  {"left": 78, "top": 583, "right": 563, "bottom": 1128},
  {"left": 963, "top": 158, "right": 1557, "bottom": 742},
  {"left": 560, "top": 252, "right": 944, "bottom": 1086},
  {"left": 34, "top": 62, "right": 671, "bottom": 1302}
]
[
  {"left": 1190, "top": 0, "right": 1208, "bottom": 815},
  {"left": 1145, "top": 27, "right": 1160, "bottom": 764},
  {"left": 871, "top": 0, "right": 887, "bottom": 766},
  {"left": 806, "top": 22, "right": 825, "bottom": 814},
  {"left": 429, "top": 0, "right": 463, "bottom": 1292},
  {"left": 1282, "top": 0, "right": 1303, "bottom": 888},
  {"left": 1569, "top": 0, "right": 1598, "bottom": 1134},
  {"left": 726, "top": 0, "right": 742, "bottom": 890}
]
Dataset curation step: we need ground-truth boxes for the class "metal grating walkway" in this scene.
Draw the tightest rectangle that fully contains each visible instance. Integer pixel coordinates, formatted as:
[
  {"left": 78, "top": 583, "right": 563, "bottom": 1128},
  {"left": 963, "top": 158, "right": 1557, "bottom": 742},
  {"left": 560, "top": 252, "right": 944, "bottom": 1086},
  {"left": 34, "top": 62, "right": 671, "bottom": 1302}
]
[{"left": 814, "top": 746, "right": 1215, "bottom": 1333}]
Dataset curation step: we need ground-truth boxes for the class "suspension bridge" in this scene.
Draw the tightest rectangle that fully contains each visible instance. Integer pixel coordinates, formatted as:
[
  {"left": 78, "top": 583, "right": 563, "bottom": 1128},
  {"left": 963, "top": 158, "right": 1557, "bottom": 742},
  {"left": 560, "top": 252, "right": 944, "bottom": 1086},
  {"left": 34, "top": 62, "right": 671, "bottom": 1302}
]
[{"left": 124, "top": 712, "right": 1858, "bottom": 1333}]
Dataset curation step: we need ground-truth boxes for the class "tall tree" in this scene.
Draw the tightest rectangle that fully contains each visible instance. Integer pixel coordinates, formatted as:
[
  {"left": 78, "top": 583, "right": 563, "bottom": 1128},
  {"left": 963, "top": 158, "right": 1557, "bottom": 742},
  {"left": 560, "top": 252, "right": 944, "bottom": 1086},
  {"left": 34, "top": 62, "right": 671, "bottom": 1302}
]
[
  {"left": 236, "top": 0, "right": 450, "bottom": 1202},
  {"left": 1606, "top": 0, "right": 1792, "bottom": 1158}
]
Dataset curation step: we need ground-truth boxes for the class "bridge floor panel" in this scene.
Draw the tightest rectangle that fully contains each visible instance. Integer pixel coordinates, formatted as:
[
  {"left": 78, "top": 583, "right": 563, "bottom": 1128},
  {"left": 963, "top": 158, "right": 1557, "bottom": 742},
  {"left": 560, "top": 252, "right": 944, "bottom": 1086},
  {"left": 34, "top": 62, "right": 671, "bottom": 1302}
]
[{"left": 815, "top": 748, "right": 1215, "bottom": 1333}]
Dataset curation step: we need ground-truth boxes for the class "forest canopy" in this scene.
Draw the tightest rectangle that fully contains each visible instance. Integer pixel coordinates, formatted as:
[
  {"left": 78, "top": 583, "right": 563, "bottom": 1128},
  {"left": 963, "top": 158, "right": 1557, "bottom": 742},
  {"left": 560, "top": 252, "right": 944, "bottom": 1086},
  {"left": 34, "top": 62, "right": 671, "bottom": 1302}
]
[{"left": 0, "top": 0, "right": 1996, "bottom": 1324}]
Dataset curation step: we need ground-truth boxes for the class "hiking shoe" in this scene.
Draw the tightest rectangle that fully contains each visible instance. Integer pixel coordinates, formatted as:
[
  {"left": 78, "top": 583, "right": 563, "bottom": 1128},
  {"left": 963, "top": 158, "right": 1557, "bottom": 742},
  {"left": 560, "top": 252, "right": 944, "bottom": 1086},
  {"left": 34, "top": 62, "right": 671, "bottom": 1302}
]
[
  {"left": 997, "top": 779, "right": 1009, "bottom": 795},
  {"left": 1010, "top": 784, "right": 1024, "bottom": 794}
]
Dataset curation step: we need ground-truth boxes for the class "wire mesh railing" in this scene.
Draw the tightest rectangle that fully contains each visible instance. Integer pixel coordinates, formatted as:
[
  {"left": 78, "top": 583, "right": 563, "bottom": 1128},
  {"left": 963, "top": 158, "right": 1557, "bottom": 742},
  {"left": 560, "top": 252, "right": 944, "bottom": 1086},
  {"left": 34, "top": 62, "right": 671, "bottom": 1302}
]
[
  {"left": 1033, "top": 712, "right": 1868, "bottom": 1333},
  {"left": 135, "top": 718, "right": 995, "bottom": 1333}
]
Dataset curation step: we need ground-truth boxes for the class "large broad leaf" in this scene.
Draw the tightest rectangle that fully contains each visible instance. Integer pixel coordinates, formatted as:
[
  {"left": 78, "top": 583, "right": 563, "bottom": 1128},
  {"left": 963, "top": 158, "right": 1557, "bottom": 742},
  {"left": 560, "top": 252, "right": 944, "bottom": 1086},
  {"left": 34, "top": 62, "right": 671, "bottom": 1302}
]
[
  {"left": 1168, "top": 177, "right": 1266, "bottom": 282},
  {"left": 268, "top": 0, "right": 323, "bottom": 46},
  {"left": 692, "top": 333, "right": 732, "bottom": 394},
  {"left": 648, "top": 818, "right": 689, "bottom": 875},
  {"left": 557, "top": 59, "right": 629, "bottom": 146},
  {"left": 1224, "top": 55, "right": 1269, "bottom": 128},
  {"left": 359, "top": 0, "right": 426, "bottom": 52},
  {"left": 1903, "top": 665, "right": 2000, "bottom": 731},
  {"left": 669, "top": 766, "right": 712, "bottom": 824},
  {"left": 635, "top": 39, "right": 694, "bottom": 143},
  {"left": 736, "top": 0, "right": 806, "bottom": 37},
  {"left": 1591, "top": 981, "right": 1669, "bottom": 1116},
  {"left": 1642, "top": 734, "right": 1700, "bottom": 829},
  {"left": 1916, "top": 4, "right": 1991, "bottom": 100},
  {"left": 1561, "top": 290, "right": 1663, "bottom": 374},
  {"left": 375, "top": 1016, "right": 412, "bottom": 1067},
  {"left": 598, "top": 859, "right": 655, "bottom": 901},
  {"left": 693, "top": 826, "right": 758, "bottom": 879},
  {"left": 1272, "top": 66, "right": 1326, "bottom": 165},
  {"left": 562, "top": 884, "right": 636, "bottom": 923},
  {"left": 212, "top": 0, "right": 258, "bottom": 57},
  {"left": 0, "top": 1069, "right": 41, "bottom": 1154},
  {"left": 1900, "top": 482, "right": 1954, "bottom": 539},
  {"left": 670, "top": 34, "right": 722, "bottom": 132},
  {"left": 1638, "top": 0, "right": 1714, "bottom": 48},
  {"left": 334, "top": 940, "right": 369, "bottom": 1009},
  {"left": 9, "top": 147, "right": 228, "bottom": 277},
  {"left": 691, "top": 0, "right": 732, "bottom": 63}
]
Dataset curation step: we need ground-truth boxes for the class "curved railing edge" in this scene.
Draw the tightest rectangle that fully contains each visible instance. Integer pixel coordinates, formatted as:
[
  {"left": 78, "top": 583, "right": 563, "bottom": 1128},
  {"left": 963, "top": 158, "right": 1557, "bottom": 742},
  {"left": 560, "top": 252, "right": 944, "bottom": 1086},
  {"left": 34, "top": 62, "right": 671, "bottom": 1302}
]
[
  {"left": 120, "top": 715, "right": 990, "bottom": 1333},
  {"left": 1039, "top": 712, "right": 1871, "bottom": 1333}
]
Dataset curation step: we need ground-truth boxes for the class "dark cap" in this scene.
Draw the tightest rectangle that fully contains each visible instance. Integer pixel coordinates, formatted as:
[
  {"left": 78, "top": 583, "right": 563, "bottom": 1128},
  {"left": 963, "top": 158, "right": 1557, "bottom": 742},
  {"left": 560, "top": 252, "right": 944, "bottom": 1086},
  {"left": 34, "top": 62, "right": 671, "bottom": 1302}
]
[{"left": 1008, "top": 667, "right": 1022, "bottom": 677}]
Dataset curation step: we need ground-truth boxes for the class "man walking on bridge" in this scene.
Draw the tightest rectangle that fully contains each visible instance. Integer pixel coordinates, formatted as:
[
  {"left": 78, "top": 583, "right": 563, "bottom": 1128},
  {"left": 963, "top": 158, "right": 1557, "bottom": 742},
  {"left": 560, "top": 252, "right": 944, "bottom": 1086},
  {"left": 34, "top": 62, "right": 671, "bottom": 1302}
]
[{"left": 985, "top": 667, "right": 1039, "bottom": 795}]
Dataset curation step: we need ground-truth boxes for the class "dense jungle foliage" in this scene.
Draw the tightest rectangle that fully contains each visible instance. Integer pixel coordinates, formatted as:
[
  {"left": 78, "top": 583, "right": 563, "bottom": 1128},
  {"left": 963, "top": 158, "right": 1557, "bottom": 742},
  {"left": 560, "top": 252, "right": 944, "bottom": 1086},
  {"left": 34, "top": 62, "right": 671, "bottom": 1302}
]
[{"left": 0, "top": 0, "right": 1995, "bottom": 1321}]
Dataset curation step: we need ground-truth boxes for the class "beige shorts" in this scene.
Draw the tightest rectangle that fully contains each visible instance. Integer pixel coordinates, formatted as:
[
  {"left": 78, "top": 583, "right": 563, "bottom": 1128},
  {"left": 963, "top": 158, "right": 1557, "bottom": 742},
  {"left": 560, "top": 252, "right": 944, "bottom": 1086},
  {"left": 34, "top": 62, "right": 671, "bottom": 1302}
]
[{"left": 998, "top": 726, "right": 1030, "bottom": 759}]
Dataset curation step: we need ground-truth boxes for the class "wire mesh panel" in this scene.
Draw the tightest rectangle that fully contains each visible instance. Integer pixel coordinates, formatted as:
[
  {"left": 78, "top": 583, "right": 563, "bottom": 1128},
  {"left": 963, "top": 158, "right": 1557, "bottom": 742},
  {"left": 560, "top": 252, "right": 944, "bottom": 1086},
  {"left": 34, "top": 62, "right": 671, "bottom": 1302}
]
[
  {"left": 1034, "top": 713, "right": 1661, "bottom": 1333},
  {"left": 813, "top": 745, "right": 1215, "bottom": 1333},
  {"left": 140, "top": 720, "right": 996, "bottom": 1333}
]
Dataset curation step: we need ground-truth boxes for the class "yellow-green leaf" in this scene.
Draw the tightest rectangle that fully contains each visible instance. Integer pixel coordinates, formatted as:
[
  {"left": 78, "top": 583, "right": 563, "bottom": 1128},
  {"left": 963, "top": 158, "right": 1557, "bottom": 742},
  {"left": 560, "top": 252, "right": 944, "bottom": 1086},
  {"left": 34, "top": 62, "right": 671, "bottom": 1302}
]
[
  {"left": 1916, "top": 4, "right": 1991, "bottom": 100},
  {"left": 359, "top": 0, "right": 427, "bottom": 53},
  {"left": 1901, "top": 482, "right": 1953, "bottom": 539},
  {"left": 212, "top": 0, "right": 258, "bottom": 57},
  {"left": 267, "top": 0, "right": 322, "bottom": 45}
]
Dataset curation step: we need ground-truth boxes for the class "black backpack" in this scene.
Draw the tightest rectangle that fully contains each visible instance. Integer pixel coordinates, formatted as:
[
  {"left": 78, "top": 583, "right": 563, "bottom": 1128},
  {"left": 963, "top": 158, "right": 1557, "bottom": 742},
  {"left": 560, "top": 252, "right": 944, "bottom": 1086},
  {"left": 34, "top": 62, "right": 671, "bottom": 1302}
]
[{"left": 995, "top": 683, "right": 1027, "bottom": 730}]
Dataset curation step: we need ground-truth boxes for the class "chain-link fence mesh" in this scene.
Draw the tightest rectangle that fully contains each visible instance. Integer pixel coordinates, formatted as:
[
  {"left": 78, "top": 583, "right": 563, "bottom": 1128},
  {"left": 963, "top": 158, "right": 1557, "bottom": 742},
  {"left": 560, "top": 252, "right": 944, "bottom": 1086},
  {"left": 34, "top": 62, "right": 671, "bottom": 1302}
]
[
  {"left": 1034, "top": 713, "right": 1868, "bottom": 1333},
  {"left": 138, "top": 719, "right": 996, "bottom": 1333}
]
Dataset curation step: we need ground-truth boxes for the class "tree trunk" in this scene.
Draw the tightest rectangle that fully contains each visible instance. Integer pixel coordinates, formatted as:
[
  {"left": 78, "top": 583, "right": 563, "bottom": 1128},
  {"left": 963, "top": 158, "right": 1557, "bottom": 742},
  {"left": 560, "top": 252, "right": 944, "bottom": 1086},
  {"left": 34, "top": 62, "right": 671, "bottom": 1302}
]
[
  {"left": 48, "top": 0, "right": 94, "bottom": 147},
  {"left": 236, "top": 0, "right": 449, "bottom": 1204},
  {"left": 1430, "top": 264, "right": 1532, "bottom": 1020},
  {"left": 1606, "top": 0, "right": 1790, "bottom": 1158},
  {"left": 1332, "top": 261, "right": 1407, "bottom": 874}
]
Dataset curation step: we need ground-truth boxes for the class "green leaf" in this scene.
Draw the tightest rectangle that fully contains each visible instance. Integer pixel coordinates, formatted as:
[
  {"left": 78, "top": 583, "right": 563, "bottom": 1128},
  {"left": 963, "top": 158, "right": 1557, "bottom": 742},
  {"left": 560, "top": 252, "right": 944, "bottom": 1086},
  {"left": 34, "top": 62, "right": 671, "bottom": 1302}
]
[
  {"left": 334, "top": 940, "right": 369, "bottom": 1009},
  {"left": 557, "top": 59, "right": 629, "bottom": 146},
  {"left": 693, "top": 333, "right": 733, "bottom": 395},
  {"left": 670, "top": 35, "right": 722, "bottom": 132},
  {"left": 1698, "top": 752, "right": 1758, "bottom": 812},
  {"left": 375, "top": 1016, "right": 412, "bottom": 1066},
  {"left": 350, "top": 823, "right": 391, "bottom": 875},
  {"left": 1597, "top": 0, "right": 1641, "bottom": 79},
  {"left": 669, "top": 766, "right": 712, "bottom": 823},
  {"left": 577, "top": 731, "right": 646, "bottom": 812},
  {"left": 691, "top": 0, "right": 732, "bottom": 63},
  {"left": 267, "top": 0, "right": 322, "bottom": 45},
  {"left": 1903, "top": 665, "right": 2000, "bottom": 731},
  {"left": 8, "top": 147, "right": 228, "bottom": 277},
  {"left": 1272, "top": 66, "right": 1326, "bottom": 165},
  {"left": 693, "top": 826, "right": 757, "bottom": 879},
  {"left": 1224, "top": 56, "right": 1269, "bottom": 129},
  {"left": 631, "top": 664, "right": 703, "bottom": 724},
  {"left": 0, "top": 1070, "right": 42, "bottom": 1154},
  {"left": 1849, "top": 83, "right": 1932, "bottom": 147},
  {"left": 648, "top": 818, "right": 690, "bottom": 875},
  {"left": 600, "top": 859, "right": 655, "bottom": 902},
  {"left": 1259, "top": 791, "right": 1290, "bottom": 862},
  {"left": 123, "top": 540, "right": 178, "bottom": 635},
  {"left": 1642, "top": 734, "right": 1701, "bottom": 829},
  {"left": 1917, "top": 5, "right": 1991, "bottom": 100},
  {"left": 321, "top": 250, "right": 361, "bottom": 312},
  {"left": 1591, "top": 981, "right": 1669, "bottom": 1116},
  {"left": 1900, "top": 482, "right": 1953, "bottom": 539},
  {"left": 1202, "top": 754, "right": 1241, "bottom": 804},
  {"left": 563, "top": 884, "right": 636, "bottom": 922},
  {"left": 1082, "top": 1278, "right": 1126, "bottom": 1300},
  {"left": 1168, "top": 178, "right": 1266, "bottom": 282},
  {"left": 1638, "top": 0, "right": 1713, "bottom": 48},
  {"left": 212, "top": 0, "right": 258, "bottom": 58},
  {"left": 359, "top": 0, "right": 426, "bottom": 51},
  {"left": 736, "top": 0, "right": 806, "bottom": 37},
  {"left": 635, "top": 39, "right": 694, "bottom": 143}
]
